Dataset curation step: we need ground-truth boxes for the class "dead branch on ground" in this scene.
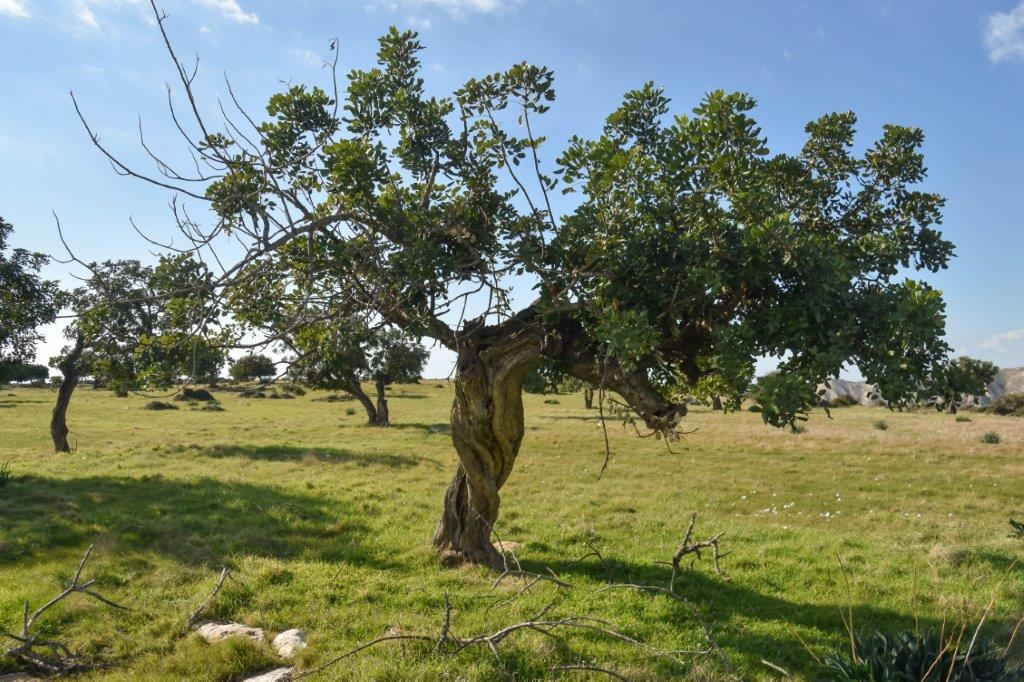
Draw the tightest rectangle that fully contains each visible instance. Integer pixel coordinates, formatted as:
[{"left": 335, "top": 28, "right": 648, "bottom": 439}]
[{"left": 1, "top": 544, "right": 129, "bottom": 675}]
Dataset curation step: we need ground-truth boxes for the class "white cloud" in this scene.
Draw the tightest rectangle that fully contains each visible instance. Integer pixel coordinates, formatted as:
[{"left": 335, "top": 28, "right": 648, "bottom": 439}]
[
  {"left": 984, "top": 1, "right": 1024, "bottom": 64},
  {"left": 290, "top": 47, "right": 321, "bottom": 66},
  {"left": 0, "top": 0, "right": 30, "bottom": 18},
  {"left": 74, "top": 1, "right": 100, "bottom": 29},
  {"left": 981, "top": 328, "right": 1024, "bottom": 350},
  {"left": 197, "top": 0, "right": 258, "bottom": 24},
  {"left": 366, "top": 0, "right": 507, "bottom": 18}
]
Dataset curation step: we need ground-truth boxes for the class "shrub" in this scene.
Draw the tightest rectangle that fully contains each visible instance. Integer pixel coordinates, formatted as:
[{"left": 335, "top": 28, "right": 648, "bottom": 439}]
[
  {"left": 176, "top": 387, "right": 215, "bottom": 402},
  {"left": 828, "top": 394, "right": 859, "bottom": 408},
  {"left": 543, "top": 398, "right": 560, "bottom": 405},
  {"left": 229, "top": 354, "right": 277, "bottom": 382},
  {"left": 955, "top": 415, "right": 972, "bottom": 422},
  {"left": 279, "top": 383, "right": 306, "bottom": 397},
  {"left": 345, "top": 407, "right": 357, "bottom": 416},
  {"left": 313, "top": 394, "right": 353, "bottom": 403},
  {"left": 143, "top": 400, "right": 178, "bottom": 411},
  {"left": 0, "top": 461, "right": 11, "bottom": 488},
  {"left": 980, "top": 393, "right": 1024, "bottom": 417},
  {"left": 239, "top": 389, "right": 267, "bottom": 399},
  {"left": 199, "top": 403, "right": 225, "bottom": 412},
  {"left": 791, "top": 424, "right": 807, "bottom": 434},
  {"left": 981, "top": 431, "right": 1001, "bottom": 444},
  {"left": 873, "top": 419, "right": 889, "bottom": 431},
  {"left": 822, "top": 629, "right": 1016, "bottom": 681}
]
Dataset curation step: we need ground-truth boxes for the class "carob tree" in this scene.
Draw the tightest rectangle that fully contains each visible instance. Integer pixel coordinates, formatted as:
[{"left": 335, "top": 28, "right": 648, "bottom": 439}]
[
  {"left": 71, "top": 9, "right": 955, "bottom": 568},
  {"left": 50, "top": 255, "right": 225, "bottom": 452},
  {"left": 286, "top": 318, "right": 427, "bottom": 426}
]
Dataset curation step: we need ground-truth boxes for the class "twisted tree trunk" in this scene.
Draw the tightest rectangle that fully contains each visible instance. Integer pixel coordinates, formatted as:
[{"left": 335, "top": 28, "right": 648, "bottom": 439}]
[
  {"left": 342, "top": 377, "right": 379, "bottom": 425},
  {"left": 433, "top": 326, "right": 541, "bottom": 569},
  {"left": 51, "top": 334, "right": 85, "bottom": 453},
  {"left": 374, "top": 378, "right": 390, "bottom": 426},
  {"left": 431, "top": 311, "right": 686, "bottom": 570}
]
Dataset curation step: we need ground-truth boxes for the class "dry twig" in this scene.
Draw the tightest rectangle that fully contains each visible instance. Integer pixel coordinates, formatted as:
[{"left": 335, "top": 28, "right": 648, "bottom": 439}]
[{"left": 2, "top": 544, "right": 128, "bottom": 675}]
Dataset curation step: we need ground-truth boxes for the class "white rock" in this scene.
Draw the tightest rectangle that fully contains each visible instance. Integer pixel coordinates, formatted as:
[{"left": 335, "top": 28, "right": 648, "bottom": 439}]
[
  {"left": 272, "top": 628, "right": 308, "bottom": 658},
  {"left": 195, "top": 621, "right": 265, "bottom": 644},
  {"left": 242, "top": 667, "right": 293, "bottom": 682},
  {"left": 493, "top": 540, "right": 522, "bottom": 553}
]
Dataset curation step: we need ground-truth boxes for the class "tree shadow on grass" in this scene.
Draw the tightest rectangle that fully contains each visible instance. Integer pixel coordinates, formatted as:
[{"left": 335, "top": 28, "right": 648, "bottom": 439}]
[
  {"left": 388, "top": 422, "right": 452, "bottom": 436},
  {"left": 164, "top": 443, "right": 434, "bottom": 469},
  {"left": 0, "top": 474, "right": 397, "bottom": 570},
  {"left": 525, "top": 555, "right": 1016, "bottom": 679}
]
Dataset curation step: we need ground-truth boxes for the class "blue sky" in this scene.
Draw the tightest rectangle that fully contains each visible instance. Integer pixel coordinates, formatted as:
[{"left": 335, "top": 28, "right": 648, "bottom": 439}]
[{"left": 2, "top": 0, "right": 1024, "bottom": 378}]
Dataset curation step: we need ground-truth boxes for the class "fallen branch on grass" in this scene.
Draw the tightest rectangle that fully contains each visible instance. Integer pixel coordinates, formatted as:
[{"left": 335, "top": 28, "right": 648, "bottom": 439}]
[
  {"left": 294, "top": 592, "right": 696, "bottom": 680},
  {"left": 186, "top": 566, "right": 231, "bottom": 628},
  {"left": 662, "top": 513, "right": 726, "bottom": 591},
  {"left": 2, "top": 544, "right": 129, "bottom": 675}
]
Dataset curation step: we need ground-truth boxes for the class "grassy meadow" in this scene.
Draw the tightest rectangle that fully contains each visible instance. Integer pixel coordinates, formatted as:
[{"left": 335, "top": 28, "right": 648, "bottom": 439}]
[{"left": 1, "top": 383, "right": 1023, "bottom": 680}]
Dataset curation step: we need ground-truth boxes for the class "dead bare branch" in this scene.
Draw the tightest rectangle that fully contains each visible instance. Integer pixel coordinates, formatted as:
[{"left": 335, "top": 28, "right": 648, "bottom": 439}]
[{"left": 2, "top": 544, "right": 129, "bottom": 675}]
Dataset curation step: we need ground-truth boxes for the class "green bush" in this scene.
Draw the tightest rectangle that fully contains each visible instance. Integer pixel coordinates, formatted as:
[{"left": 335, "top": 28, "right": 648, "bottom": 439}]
[
  {"left": 821, "top": 629, "right": 1018, "bottom": 681},
  {"left": 143, "top": 400, "right": 178, "bottom": 411},
  {"left": 345, "top": 407, "right": 357, "bottom": 416},
  {"left": 980, "top": 393, "right": 1024, "bottom": 417},
  {"left": 873, "top": 419, "right": 889, "bottom": 431},
  {"left": 543, "top": 398, "right": 560, "bottom": 405},
  {"left": 176, "top": 387, "right": 215, "bottom": 402},
  {"left": 0, "top": 461, "right": 11, "bottom": 488},
  {"left": 981, "top": 431, "right": 1001, "bottom": 444},
  {"left": 828, "top": 394, "right": 859, "bottom": 408},
  {"left": 955, "top": 415, "right": 972, "bottom": 422}
]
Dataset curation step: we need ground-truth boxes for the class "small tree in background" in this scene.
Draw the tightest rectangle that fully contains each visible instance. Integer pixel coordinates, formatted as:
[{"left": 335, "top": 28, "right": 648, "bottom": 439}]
[
  {"left": 50, "top": 256, "right": 225, "bottom": 452},
  {"left": 229, "top": 354, "right": 277, "bottom": 383},
  {"left": 931, "top": 356, "right": 998, "bottom": 414},
  {"left": 0, "top": 217, "right": 62, "bottom": 371},
  {"left": 366, "top": 328, "right": 430, "bottom": 425},
  {"left": 0, "top": 361, "right": 50, "bottom": 385},
  {"left": 288, "top": 320, "right": 427, "bottom": 425}
]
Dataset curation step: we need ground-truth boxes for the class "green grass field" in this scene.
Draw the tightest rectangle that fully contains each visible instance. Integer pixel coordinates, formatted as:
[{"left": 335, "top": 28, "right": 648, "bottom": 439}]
[{"left": 1, "top": 384, "right": 1022, "bottom": 680}]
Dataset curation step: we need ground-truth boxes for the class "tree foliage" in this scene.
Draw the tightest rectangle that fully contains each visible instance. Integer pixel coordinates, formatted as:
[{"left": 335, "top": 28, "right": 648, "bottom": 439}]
[
  {"left": 57, "top": 256, "right": 226, "bottom": 393},
  {"left": 229, "top": 353, "right": 277, "bottom": 382},
  {"left": 288, "top": 319, "right": 427, "bottom": 424},
  {"left": 0, "top": 218, "right": 62, "bottom": 365},
  {"left": 929, "top": 356, "right": 998, "bottom": 412},
  {"left": 0, "top": 361, "right": 49, "bottom": 384}
]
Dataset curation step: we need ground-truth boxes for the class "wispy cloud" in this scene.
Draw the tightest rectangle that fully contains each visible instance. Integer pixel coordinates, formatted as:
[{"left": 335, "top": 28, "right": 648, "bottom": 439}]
[
  {"left": 981, "top": 328, "right": 1024, "bottom": 350},
  {"left": 197, "top": 0, "right": 258, "bottom": 24},
  {"left": 366, "top": 0, "right": 508, "bottom": 18},
  {"left": 74, "top": 0, "right": 101, "bottom": 29},
  {"left": 0, "top": 0, "right": 30, "bottom": 18},
  {"left": 289, "top": 47, "right": 321, "bottom": 66},
  {"left": 984, "top": 1, "right": 1024, "bottom": 64}
]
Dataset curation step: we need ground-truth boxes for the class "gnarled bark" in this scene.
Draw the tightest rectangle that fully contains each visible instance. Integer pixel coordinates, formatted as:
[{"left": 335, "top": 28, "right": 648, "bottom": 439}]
[
  {"left": 51, "top": 334, "right": 85, "bottom": 453},
  {"left": 433, "top": 320, "right": 542, "bottom": 569},
  {"left": 432, "top": 309, "right": 687, "bottom": 570}
]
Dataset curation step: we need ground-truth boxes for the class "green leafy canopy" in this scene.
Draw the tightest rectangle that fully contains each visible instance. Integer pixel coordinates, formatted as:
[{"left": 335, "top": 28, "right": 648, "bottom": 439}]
[{"left": 94, "top": 26, "right": 956, "bottom": 429}]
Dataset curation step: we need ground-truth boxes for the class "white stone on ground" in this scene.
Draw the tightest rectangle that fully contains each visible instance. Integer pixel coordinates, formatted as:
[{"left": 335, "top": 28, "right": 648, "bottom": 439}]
[
  {"left": 272, "top": 628, "right": 308, "bottom": 658},
  {"left": 195, "top": 621, "right": 265, "bottom": 644},
  {"left": 241, "top": 667, "right": 293, "bottom": 682}
]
